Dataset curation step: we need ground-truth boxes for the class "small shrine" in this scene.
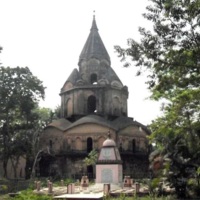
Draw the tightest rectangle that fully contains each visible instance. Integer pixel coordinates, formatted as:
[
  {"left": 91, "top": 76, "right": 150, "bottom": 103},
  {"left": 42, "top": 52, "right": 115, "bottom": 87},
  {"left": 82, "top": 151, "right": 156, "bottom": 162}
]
[{"left": 96, "top": 133, "right": 123, "bottom": 184}]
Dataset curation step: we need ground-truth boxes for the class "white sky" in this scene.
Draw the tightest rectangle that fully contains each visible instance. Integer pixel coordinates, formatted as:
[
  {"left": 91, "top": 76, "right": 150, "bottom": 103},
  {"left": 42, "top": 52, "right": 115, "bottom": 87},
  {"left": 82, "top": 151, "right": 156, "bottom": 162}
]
[{"left": 0, "top": 0, "right": 162, "bottom": 125}]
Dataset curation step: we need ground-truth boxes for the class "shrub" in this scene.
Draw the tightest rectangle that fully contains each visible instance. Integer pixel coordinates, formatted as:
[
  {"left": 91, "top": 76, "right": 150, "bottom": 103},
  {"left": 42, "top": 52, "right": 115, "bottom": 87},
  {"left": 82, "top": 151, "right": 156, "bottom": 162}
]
[{"left": 12, "top": 189, "right": 52, "bottom": 200}]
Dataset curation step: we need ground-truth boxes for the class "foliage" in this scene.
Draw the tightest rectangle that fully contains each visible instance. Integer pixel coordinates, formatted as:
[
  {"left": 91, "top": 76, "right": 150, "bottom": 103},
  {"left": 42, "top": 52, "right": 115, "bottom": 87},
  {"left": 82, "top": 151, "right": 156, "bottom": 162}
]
[
  {"left": 1, "top": 191, "right": 172, "bottom": 200},
  {"left": 83, "top": 149, "right": 98, "bottom": 166},
  {"left": 115, "top": 0, "right": 200, "bottom": 198},
  {"left": 54, "top": 105, "right": 61, "bottom": 119},
  {"left": 115, "top": 0, "right": 200, "bottom": 94},
  {"left": 0, "top": 66, "right": 46, "bottom": 178},
  {"left": 48, "top": 178, "right": 74, "bottom": 187},
  {"left": 150, "top": 112, "right": 200, "bottom": 198},
  {"left": 0, "top": 46, "right": 2, "bottom": 66},
  {"left": 0, "top": 184, "right": 8, "bottom": 193},
  {"left": 10, "top": 189, "right": 52, "bottom": 200}
]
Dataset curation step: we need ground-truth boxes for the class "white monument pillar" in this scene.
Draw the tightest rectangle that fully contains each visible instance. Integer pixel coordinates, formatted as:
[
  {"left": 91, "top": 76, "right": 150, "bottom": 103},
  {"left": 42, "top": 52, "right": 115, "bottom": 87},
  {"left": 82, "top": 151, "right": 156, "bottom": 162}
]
[{"left": 96, "top": 134, "right": 123, "bottom": 184}]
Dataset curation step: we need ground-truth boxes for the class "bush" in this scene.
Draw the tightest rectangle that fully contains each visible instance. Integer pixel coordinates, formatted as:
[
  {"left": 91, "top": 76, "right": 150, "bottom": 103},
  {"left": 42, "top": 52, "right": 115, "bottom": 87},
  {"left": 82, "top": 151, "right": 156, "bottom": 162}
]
[
  {"left": 11, "top": 189, "right": 52, "bottom": 200},
  {"left": 0, "top": 184, "right": 8, "bottom": 193}
]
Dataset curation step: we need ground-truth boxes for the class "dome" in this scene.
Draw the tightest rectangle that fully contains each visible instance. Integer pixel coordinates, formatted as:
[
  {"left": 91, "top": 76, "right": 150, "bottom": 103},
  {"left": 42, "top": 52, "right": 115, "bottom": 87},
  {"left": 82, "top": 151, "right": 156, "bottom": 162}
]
[
  {"left": 102, "top": 138, "right": 116, "bottom": 147},
  {"left": 98, "top": 136, "right": 121, "bottom": 162}
]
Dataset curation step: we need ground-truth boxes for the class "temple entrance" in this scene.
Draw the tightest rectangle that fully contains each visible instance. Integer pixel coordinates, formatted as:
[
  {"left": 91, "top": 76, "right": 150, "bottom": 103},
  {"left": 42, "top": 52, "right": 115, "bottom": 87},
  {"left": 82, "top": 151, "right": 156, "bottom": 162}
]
[
  {"left": 87, "top": 95, "right": 96, "bottom": 113},
  {"left": 87, "top": 137, "right": 93, "bottom": 153},
  {"left": 132, "top": 139, "right": 136, "bottom": 152},
  {"left": 87, "top": 165, "right": 93, "bottom": 179},
  {"left": 39, "top": 155, "right": 55, "bottom": 177}
]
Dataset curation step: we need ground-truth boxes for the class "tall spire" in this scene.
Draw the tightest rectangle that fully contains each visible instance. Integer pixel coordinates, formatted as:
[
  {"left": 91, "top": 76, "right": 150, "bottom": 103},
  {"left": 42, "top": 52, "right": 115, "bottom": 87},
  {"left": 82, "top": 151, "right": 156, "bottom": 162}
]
[
  {"left": 91, "top": 11, "right": 98, "bottom": 31},
  {"left": 79, "top": 14, "right": 110, "bottom": 65}
]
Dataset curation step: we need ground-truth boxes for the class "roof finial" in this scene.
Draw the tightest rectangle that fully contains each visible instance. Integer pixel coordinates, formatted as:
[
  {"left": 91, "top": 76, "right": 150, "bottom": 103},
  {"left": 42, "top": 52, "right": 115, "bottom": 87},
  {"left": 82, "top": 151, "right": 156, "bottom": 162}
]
[
  {"left": 107, "top": 130, "right": 111, "bottom": 139},
  {"left": 93, "top": 10, "right": 95, "bottom": 20},
  {"left": 91, "top": 10, "right": 98, "bottom": 31}
]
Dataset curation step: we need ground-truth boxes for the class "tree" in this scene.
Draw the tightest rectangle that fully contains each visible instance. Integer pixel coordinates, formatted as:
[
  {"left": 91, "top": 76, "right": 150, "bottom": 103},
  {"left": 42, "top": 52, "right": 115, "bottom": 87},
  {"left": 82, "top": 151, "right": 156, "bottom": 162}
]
[
  {"left": 0, "top": 46, "right": 2, "bottom": 66},
  {"left": 115, "top": 0, "right": 200, "bottom": 198},
  {"left": 115, "top": 0, "right": 200, "bottom": 93},
  {"left": 28, "top": 106, "right": 61, "bottom": 179},
  {"left": 83, "top": 149, "right": 98, "bottom": 167},
  {"left": 0, "top": 66, "right": 45, "bottom": 178}
]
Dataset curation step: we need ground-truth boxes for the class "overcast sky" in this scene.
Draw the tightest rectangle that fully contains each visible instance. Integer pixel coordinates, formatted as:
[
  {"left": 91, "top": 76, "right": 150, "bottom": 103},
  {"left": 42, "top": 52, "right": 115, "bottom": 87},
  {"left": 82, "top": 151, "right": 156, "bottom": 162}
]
[{"left": 0, "top": 0, "right": 162, "bottom": 125}]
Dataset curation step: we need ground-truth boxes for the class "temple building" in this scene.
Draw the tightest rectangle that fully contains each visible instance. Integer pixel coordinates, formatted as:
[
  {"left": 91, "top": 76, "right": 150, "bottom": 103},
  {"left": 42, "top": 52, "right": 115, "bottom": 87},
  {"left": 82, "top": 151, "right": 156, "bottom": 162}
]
[{"left": 39, "top": 15, "right": 151, "bottom": 179}]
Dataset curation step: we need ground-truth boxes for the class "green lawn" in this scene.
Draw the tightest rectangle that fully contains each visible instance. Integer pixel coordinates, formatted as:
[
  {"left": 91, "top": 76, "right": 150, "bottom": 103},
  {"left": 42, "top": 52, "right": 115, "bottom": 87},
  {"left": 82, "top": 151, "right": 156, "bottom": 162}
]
[{"left": 0, "top": 193, "right": 175, "bottom": 200}]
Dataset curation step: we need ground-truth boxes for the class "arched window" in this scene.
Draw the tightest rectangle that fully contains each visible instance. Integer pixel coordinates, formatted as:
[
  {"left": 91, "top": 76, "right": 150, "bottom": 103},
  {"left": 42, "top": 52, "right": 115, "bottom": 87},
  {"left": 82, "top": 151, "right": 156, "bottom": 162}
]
[
  {"left": 87, "top": 95, "right": 96, "bottom": 113},
  {"left": 49, "top": 140, "right": 53, "bottom": 149},
  {"left": 87, "top": 137, "right": 93, "bottom": 153},
  {"left": 87, "top": 165, "right": 93, "bottom": 178},
  {"left": 132, "top": 139, "right": 136, "bottom": 152},
  {"left": 119, "top": 143, "right": 123, "bottom": 152},
  {"left": 65, "top": 98, "right": 73, "bottom": 117},
  {"left": 113, "top": 96, "right": 120, "bottom": 116},
  {"left": 90, "top": 73, "right": 97, "bottom": 84},
  {"left": 75, "top": 137, "right": 82, "bottom": 150}
]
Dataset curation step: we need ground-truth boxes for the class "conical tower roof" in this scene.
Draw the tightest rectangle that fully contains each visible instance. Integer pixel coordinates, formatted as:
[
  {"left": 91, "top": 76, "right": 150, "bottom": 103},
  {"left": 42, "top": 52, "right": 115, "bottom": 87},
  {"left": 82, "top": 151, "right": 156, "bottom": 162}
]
[{"left": 79, "top": 15, "right": 110, "bottom": 65}]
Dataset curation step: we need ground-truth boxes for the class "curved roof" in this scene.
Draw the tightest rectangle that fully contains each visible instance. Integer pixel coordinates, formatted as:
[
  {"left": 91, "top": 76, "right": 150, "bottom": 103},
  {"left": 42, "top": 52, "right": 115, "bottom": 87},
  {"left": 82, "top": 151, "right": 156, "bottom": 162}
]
[
  {"left": 106, "top": 66, "right": 123, "bottom": 86},
  {"left": 45, "top": 116, "right": 150, "bottom": 135},
  {"left": 112, "top": 116, "right": 151, "bottom": 134},
  {"left": 61, "top": 68, "right": 80, "bottom": 92},
  {"left": 103, "top": 138, "right": 116, "bottom": 147},
  {"left": 65, "top": 68, "right": 80, "bottom": 84},
  {"left": 112, "top": 116, "right": 137, "bottom": 130},
  {"left": 45, "top": 118, "right": 72, "bottom": 131},
  {"left": 132, "top": 130, "right": 147, "bottom": 138},
  {"left": 66, "top": 115, "right": 116, "bottom": 131}
]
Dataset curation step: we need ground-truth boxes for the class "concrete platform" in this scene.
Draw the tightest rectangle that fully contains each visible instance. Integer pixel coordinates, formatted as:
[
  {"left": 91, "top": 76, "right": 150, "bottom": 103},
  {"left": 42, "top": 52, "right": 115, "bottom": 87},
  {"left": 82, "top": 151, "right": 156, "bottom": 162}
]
[
  {"left": 53, "top": 192, "right": 104, "bottom": 200},
  {"left": 89, "top": 183, "right": 122, "bottom": 190},
  {"left": 52, "top": 183, "right": 121, "bottom": 199}
]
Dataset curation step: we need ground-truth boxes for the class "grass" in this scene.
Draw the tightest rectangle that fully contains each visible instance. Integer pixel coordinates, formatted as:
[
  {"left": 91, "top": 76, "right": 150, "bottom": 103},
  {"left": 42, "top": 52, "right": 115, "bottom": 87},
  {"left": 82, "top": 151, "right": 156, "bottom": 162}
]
[
  {"left": 0, "top": 190, "right": 176, "bottom": 200},
  {"left": 0, "top": 178, "right": 176, "bottom": 200},
  {"left": 0, "top": 190, "right": 53, "bottom": 200}
]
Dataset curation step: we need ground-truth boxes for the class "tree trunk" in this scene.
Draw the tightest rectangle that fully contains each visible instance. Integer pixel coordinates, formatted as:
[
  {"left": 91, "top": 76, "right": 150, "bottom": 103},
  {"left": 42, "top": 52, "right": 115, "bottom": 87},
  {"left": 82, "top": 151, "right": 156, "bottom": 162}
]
[
  {"left": 10, "top": 156, "right": 20, "bottom": 178},
  {"left": 3, "top": 158, "right": 8, "bottom": 178}
]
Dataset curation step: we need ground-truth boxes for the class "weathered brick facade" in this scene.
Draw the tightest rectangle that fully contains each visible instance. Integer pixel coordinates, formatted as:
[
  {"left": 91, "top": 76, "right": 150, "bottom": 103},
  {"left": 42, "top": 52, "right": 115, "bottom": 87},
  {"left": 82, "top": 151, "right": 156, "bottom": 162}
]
[{"left": 39, "top": 16, "right": 151, "bottom": 179}]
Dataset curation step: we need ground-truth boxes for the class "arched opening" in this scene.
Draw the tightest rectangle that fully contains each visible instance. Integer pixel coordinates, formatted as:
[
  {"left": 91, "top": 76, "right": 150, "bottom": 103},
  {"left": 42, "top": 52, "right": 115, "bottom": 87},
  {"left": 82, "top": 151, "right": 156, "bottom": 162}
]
[
  {"left": 64, "top": 98, "right": 73, "bottom": 117},
  {"left": 113, "top": 96, "right": 120, "bottom": 116},
  {"left": 87, "top": 95, "right": 96, "bottom": 114},
  {"left": 49, "top": 140, "right": 53, "bottom": 149},
  {"left": 39, "top": 156, "right": 55, "bottom": 177},
  {"left": 87, "top": 165, "right": 93, "bottom": 179},
  {"left": 119, "top": 143, "right": 123, "bottom": 152},
  {"left": 132, "top": 139, "right": 136, "bottom": 153},
  {"left": 75, "top": 137, "right": 82, "bottom": 150},
  {"left": 87, "top": 137, "right": 93, "bottom": 153},
  {"left": 90, "top": 73, "right": 97, "bottom": 84}
]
